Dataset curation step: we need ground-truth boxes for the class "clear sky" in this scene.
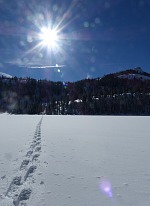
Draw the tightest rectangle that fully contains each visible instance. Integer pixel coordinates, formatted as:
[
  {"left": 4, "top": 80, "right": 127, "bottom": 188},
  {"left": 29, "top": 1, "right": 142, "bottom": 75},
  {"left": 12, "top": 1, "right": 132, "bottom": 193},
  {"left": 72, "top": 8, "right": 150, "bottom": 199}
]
[{"left": 0, "top": 0, "right": 150, "bottom": 81}]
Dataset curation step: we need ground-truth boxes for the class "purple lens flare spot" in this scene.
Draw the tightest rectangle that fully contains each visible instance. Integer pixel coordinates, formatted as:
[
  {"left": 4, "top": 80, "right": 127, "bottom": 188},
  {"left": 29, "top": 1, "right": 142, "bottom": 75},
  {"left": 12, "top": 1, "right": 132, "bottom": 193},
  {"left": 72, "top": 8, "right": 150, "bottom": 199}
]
[{"left": 99, "top": 179, "right": 113, "bottom": 198}]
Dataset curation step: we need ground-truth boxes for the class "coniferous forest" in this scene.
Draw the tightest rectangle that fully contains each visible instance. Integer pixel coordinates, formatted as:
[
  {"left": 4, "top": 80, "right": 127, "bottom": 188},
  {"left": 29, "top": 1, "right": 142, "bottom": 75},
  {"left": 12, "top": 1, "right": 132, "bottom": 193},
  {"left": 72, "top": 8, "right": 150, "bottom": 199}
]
[{"left": 1, "top": 68, "right": 150, "bottom": 115}]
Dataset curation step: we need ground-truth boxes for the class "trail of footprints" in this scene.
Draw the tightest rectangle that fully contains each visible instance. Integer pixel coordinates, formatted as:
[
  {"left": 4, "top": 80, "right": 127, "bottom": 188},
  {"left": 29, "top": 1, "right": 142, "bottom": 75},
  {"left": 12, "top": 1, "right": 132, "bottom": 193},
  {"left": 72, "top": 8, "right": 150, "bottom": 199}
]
[{"left": 5, "top": 117, "right": 43, "bottom": 206}]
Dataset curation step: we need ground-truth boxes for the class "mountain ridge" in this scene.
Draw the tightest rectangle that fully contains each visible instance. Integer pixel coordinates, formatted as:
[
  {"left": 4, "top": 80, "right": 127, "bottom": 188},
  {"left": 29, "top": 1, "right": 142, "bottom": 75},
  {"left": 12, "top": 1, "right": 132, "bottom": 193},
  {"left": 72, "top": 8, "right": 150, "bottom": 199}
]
[
  {"left": 1, "top": 67, "right": 150, "bottom": 82},
  {"left": 0, "top": 72, "right": 12, "bottom": 78},
  {"left": 0, "top": 66, "right": 150, "bottom": 115},
  {"left": 100, "top": 67, "right": 150, "bottom": 80}
]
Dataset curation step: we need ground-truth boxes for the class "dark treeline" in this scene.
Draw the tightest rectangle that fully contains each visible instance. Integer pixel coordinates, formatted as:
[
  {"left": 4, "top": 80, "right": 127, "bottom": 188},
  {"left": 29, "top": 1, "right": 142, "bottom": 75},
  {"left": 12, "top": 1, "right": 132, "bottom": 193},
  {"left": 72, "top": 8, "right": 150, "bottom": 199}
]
[{"left": 0, "top": 71, "right": 150, "bottom": 115}]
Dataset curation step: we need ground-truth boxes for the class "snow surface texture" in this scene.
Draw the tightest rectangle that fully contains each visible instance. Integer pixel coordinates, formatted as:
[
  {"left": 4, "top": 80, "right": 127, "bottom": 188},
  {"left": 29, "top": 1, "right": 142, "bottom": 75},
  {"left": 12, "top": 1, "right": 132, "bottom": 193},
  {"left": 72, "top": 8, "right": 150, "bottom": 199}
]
[
  {"left": 0, "top": 114, "right": 150, "bottom": 206},
  {"left": 118, "top": 73, "right": 150, "bottom": 80}
]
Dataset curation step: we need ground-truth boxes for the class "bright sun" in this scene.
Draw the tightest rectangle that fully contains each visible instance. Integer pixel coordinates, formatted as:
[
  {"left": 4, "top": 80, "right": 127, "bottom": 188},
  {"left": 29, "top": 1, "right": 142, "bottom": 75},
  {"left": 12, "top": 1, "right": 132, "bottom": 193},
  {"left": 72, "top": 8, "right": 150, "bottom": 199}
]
[{"left": 40, "top": 27, "right": 58, "bottom": 48}]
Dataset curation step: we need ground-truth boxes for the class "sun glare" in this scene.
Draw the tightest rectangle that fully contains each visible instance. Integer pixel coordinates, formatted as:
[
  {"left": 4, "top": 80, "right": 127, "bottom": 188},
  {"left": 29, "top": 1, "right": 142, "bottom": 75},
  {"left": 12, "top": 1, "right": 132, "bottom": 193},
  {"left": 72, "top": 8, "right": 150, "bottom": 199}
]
[{"left": 40, "top": 27, "right": 58, "bottom": 48}]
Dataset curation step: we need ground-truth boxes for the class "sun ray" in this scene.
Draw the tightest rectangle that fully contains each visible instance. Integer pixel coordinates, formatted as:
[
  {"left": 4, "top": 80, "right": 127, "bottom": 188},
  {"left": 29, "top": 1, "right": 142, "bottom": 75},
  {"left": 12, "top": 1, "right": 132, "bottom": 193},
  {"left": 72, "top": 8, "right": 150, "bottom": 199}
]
[
  {"left": 21, "top": 1, "right": 82, "bottom": 68},
  {"left": 23, "top": 41, "right": 43, "bottom": 57},
  {"left": 54, "top": 0, "right": 78, "bottom": 32}
]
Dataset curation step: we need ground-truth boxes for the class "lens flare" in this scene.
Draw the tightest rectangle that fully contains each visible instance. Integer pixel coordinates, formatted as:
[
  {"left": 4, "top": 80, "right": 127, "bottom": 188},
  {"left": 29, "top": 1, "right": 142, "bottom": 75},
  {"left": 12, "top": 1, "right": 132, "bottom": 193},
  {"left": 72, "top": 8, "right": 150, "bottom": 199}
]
[
  {"left": 23, "top": 1, "right": 79, "bottom": 69},
  {"left": 99, "top": 179, "right": 113, "bottom": 198},
  {"left": 39, "top": 27, "right": 58, "bottom": 48}
]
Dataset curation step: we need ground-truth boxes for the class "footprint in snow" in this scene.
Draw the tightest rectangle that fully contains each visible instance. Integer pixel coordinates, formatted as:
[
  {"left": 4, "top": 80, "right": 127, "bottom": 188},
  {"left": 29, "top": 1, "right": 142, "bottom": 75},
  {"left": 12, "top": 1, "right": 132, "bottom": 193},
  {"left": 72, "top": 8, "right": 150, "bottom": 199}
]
[
  {"left": 1, "top": 175, "right": 6, "bottom": 180},
  {"left": 24, "top": 165, "right": 37, "bottom": 181},
  {"left": 32, "top": 154, "right": 40, "bottom": 161},
  {"left": 4, "top": 117, "right": 43, "bottom": 205},
  {"left": 26, "top": 150, "right": 33, "bottom": 157},
  {"left": 13, "top": 188, "right": 32, "bottom": 206},
  {"left": 20, "top": 159, "right": 30, "bottom": 170},
  {"left": 35, "top": 146, "right": 41, "bottom": 152},
  {"left": 5, "top": 176, "right": 22, "bottom": 196}
]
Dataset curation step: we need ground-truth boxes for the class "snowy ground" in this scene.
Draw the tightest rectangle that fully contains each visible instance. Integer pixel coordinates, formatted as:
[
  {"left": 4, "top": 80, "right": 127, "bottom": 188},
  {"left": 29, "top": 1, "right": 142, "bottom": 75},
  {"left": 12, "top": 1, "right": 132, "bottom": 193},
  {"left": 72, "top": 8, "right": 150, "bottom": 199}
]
[{"left": 0, "top": 114, "right": 150, "bottom": 206}]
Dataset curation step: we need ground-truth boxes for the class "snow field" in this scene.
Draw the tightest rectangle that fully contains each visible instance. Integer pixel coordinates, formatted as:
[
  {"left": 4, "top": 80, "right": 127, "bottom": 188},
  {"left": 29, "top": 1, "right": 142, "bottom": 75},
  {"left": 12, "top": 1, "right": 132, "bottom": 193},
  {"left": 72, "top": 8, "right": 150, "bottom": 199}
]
[{"left": 0, "top": 114, "right": 150, "bottom": 206}]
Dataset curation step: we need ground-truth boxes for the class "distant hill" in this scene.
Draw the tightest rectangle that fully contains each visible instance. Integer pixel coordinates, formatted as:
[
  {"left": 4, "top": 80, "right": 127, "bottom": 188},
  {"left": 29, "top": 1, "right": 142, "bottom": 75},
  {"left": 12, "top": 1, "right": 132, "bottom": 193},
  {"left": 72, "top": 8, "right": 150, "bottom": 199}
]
[
  {"left": 101, "top": 67, "right": 150, "bottom": 80},
  {"left": 0, "top": 67, "right": 150, "bottom": 115},
  {"left": 0, "top": 72, "right": 12, "bottom": 78},
  {"left": 114, "top": 67, "right": 150, "bottom": 80}
]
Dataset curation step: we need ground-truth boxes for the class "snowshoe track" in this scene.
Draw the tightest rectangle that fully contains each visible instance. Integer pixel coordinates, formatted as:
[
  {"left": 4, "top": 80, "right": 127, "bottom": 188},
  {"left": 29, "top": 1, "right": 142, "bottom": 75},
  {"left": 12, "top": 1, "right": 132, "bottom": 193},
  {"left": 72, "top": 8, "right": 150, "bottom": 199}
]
[{"left": 3, "top": 116, "right": 43, "bottom": 206}]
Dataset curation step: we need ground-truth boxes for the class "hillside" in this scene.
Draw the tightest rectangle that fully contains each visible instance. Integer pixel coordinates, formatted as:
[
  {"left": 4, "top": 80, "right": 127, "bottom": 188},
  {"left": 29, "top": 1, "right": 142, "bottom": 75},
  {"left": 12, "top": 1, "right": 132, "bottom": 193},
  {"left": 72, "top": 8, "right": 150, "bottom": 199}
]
[
  {"left": 104, "top": 67, "right": 150, "bottom": 80},
  {"left": 0, "top": 72, "right": 12, "bottom": 78},
  {"left": 0, "top": 67, "right": 150, "bottom": 115}
]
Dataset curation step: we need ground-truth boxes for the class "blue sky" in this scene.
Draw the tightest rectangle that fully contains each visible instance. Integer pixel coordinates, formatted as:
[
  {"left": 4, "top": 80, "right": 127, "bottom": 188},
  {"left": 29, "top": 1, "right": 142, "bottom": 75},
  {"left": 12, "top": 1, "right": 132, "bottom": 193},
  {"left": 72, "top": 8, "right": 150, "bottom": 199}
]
[{"left": 0, "top": 0, "right": 150, "bottom": 81}]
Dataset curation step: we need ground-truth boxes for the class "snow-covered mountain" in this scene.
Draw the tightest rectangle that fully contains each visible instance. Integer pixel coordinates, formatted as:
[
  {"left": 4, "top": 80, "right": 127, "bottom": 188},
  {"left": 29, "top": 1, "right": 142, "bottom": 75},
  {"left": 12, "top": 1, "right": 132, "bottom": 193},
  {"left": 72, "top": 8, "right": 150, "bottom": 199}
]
[
  {"left": 116, "top": 67, "right": 150, "bottom": 80},
  {"left": 0, "top": 72, "right": 12, "bottom": 78}
]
